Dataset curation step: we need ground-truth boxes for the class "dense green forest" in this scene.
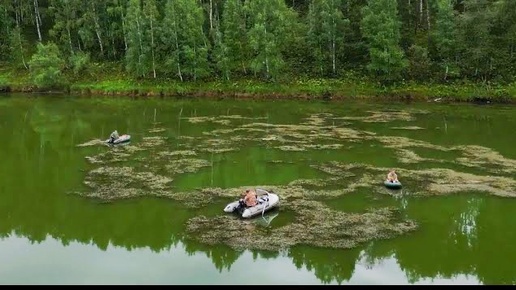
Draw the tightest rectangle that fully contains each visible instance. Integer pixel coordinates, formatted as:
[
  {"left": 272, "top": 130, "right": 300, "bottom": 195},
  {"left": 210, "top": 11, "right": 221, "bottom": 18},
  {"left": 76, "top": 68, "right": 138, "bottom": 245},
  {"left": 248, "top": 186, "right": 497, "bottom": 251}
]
[{"left": 1, "top": 0, "right": 516, "bottom": 100}]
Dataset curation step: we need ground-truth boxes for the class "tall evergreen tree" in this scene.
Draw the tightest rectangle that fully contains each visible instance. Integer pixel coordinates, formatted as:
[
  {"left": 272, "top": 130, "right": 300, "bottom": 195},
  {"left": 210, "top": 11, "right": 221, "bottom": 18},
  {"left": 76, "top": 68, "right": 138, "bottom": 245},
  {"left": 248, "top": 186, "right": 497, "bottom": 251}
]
[{"left": 361, "top": 0, "right": 407, "bottom": 82}]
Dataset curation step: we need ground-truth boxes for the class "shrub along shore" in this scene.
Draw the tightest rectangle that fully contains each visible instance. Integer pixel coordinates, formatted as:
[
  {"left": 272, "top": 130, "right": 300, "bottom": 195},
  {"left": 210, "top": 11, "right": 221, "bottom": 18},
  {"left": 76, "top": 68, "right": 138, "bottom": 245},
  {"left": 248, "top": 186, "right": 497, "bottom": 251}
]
[{"left": 1, "top": 64, "right": 515, "bottom": 104}]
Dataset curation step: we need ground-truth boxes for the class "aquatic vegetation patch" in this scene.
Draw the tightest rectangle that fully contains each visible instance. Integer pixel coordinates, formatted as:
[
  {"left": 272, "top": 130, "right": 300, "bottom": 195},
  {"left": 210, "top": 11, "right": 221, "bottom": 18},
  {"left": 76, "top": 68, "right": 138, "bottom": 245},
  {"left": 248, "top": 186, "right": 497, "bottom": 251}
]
[
  {"left": 331, "top": 127, "right": 374, "bottom": 141},
  {"left": 148, "top": 128, "right": 167, "bottom": 133},
  {"left": 141, "top": 136, "right": 167, "bottom": 147},
  {"left": 76, "top": 166, "right": 174, "bottom": 201},
  {"left": 376, "top": 135, "right": 448, "bottom": 150},
  {"left": 276, "top": 145, "right": 307, "bottom": 152},
  {"left": 76, "top": 139, "right": 105, "bottom": 147},
  {"left": 185, "top": 200, "right": 418, "bottom": 252},
  {"left": 395, "top": 148, "right": 433, "bottom": 164},
  {"left": 390, "top": 126, "right": 425, "bottom": 130},
  {"left": 455, "top": 145, "right": 516, "bottom": 175},
  {"left": 339, "top": 110, "right": 416, "bottom": 123},
  {"left": 185, "top": 116, "right": 232, "bottom": 126},
  {"left": 288, "top": 176, "right": 353, "bottom": 188},
  {"left": 309, "top": 162, "right": 516, "bottom": 198},
  {"left": 164, "top": 158, "right": 212, "bottom": 175},
  {"left": 157, "top": 150, "right": 197, "bottom": 157},
  {"left": 409, "top": 168, "right": 516, "bottom": 197}
]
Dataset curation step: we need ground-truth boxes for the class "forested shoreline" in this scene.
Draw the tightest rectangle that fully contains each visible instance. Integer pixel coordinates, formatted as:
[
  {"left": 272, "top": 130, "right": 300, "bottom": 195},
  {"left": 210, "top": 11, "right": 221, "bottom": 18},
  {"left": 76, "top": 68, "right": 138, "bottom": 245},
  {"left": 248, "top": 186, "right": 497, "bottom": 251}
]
[{"left": 1, "top": 0, "right": 516, "bottom": 103}]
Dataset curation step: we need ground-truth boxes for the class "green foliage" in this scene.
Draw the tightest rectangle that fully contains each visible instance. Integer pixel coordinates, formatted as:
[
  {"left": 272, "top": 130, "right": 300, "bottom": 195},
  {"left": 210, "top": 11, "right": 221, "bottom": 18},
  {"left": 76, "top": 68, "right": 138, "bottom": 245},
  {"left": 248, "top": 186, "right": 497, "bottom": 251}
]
[
  {"left": 0, "top": 3, "right": 11, "bottom": 61},
  {"left": 212, "top": 28, "right": 230, "bottom": 81},
  {"left": 2, "top": 0, "right": 516, "bottom": 86},
  {"left": 159, "top": 0, "right": 210, "bottom": 81},
  {"left": 406, "top": 45, "right": 431, "bottom": 81},
  {"left": 245, "top": 0, "right": 298, "bottom": 80},
  {"left": 306, "top": 0, "right": 349, "bottom": 76},
  {"left": 28, "top": 42, "right": 65, "bottom": 88},
  {"left": 9, "top": 26, "right": 29, "bottom": 69},
  {"left": 360, "top": 0, "right": 407, "bottom": 83},
  {"left": 220, "top": 0, "right": 249, "bottom": 78},
  {"left": 69, "top": 51, "right": 90, "bottom": 76},
  {"left": 48, "top": 0, "right": 81, "bottom": 56}
]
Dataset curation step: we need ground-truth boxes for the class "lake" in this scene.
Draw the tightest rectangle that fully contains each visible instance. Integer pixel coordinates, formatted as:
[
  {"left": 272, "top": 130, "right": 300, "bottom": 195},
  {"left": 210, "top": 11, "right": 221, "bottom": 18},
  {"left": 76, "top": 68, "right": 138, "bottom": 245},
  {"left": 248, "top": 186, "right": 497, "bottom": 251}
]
[{"left": 0, "top": 93, "right": 514, "bottom": 285}]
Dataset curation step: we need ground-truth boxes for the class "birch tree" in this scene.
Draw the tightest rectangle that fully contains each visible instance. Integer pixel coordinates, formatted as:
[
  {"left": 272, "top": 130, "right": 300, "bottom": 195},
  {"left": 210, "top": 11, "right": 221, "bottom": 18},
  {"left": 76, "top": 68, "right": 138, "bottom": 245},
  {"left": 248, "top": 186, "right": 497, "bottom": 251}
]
[
  {"left": 143, "top": 0, "right": 159, "bottom": 78},
  {"left": 125, "top": 0, "right": 148, "bottom": 77},
  {"left": 491, "top": 0, "right": 516, "bottom": 79},
  {"left": 33, "top": 0, "right": 42, "bottom": 42},
  {"left": 161, "top": 0, "right": 182, "bottom": 80},
  {"left": 48, "top": 0, "right": 81, "bottom": 56},
  {"left": 431, "top": 0, "right": 457, "bottom": 80},
  {"left": 220, "top": 0, "right": 249, "bottom": 77},
  {"left": 77, "top": 0, "right": 106, "bottom": 57},
  {"left": 161, "top": 0, "right": 209, "bottom": 81},
  {"left": 307, "top": 0, "right": 349, "bottom": 76},
  {"left": 456, "top": 0, "right": 494, "bottom": 81},
  {"left": 245, "top": 0, "right": 298, "bottom": 80},
  {"left": 180, "top": 0, "right": 210, "bottom": 81},
  {"left": 106, "top": 0, "right": 128, "bottom": 59}
]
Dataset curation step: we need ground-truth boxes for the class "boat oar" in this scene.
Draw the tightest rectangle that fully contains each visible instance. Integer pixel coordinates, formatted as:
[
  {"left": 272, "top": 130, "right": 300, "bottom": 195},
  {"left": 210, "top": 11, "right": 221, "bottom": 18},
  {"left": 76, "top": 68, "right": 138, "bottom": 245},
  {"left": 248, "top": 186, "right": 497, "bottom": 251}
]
[{"left": 261, "top": 195, "right": 269, "bottom": 217}]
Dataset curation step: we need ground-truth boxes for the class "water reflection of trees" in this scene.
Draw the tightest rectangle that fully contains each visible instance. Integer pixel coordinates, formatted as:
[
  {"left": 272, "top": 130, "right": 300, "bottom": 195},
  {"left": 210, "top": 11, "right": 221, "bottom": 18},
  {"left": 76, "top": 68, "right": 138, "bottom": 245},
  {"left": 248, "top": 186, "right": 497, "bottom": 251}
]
[
  {"left": 288, "top": 245, "right": 362, "bottom": 284},
  {"left": 365, "top": 194, "right": 515, "bottom": 285}
]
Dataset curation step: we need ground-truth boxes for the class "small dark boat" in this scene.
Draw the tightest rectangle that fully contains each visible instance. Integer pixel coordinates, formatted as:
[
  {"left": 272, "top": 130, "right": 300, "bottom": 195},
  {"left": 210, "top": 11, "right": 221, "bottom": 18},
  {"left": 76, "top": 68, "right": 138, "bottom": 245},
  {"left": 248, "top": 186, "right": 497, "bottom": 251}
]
[{"left": 384, "top": 179, "right": 402, "bottom": 189}]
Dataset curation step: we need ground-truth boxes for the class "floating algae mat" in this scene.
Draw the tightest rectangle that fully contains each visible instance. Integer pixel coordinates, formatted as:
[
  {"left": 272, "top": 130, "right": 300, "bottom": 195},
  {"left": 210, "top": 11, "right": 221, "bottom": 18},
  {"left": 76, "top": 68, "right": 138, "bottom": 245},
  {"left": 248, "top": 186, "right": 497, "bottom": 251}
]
[
  {"left": 73, "top": 109, "right": 516, "bottom": 251},
  {"left": 185, "top": 201, "right": 417, "bottom": 252}
]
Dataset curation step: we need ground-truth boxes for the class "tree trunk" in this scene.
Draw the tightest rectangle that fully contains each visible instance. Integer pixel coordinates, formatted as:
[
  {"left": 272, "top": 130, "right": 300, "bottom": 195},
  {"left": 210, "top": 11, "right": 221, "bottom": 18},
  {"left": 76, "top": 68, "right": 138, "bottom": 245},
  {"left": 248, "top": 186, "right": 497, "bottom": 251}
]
[
  {"left": 17, "top": 25, "right": 28, "bottom": 69},
  {"left": 264, "top": 25, "right": 269, "bottom": 79},
  {"left": 150, "top": 17, "right": 156, "bottom": 78},
  {"left": 92, "top": 3, "right": 104, "bottom": 55},
  {"left": 174, "top": 26, "right": 183, "bottom": 81},
  {"left": 426, "top": 0, "right": 430, "bottom": 30},
  {"left": 420, "top": 0, "right": 423, "bottom": 24},
  {"left": 331, "top": 17, "right": 336, "bottom": 75},
  {"left": 209, "top": 0, "right": 213, "bottom": 31},
  {"left": 121, "top": 9, "right": 128, "bottom": 51},
  {"left": 33, "top": 0, "right": 42, "bottom": 42},
  {"left": 136, "top": 17, "right": 144, "bottom": 77},
  {"left": 67, "top": 25, "right": 74, "bottom": 54}
]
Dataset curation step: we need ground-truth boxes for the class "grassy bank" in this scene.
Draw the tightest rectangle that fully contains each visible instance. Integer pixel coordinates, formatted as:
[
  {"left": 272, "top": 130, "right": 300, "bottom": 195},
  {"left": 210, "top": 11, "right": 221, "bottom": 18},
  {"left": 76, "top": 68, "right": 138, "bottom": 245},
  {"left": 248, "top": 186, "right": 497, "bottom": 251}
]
[{"left": 1, "top": 62, "right": 516, "bottom": 104}]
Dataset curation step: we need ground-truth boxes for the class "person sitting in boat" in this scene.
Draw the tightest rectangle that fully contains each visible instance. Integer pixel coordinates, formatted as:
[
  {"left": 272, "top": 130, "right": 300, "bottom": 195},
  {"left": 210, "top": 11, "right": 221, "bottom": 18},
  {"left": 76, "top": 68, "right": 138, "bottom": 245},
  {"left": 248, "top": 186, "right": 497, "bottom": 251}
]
[
  {"left": 109, "top": 130, "right": 119, "bottom": 143},
  {"left": 240, "top": 189, "right": 258, "bottom": 207},
  {"left": 387, "top": 169, "right": 398, "bottom": 183}
]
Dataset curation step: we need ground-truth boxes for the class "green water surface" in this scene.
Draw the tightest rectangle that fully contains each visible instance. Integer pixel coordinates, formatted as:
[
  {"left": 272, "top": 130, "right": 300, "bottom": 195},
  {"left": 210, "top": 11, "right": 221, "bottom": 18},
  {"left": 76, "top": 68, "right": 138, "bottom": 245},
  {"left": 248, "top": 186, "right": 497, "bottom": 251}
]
[{"left": 0, "top": 94, "right": 514, "bottom": 285}]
